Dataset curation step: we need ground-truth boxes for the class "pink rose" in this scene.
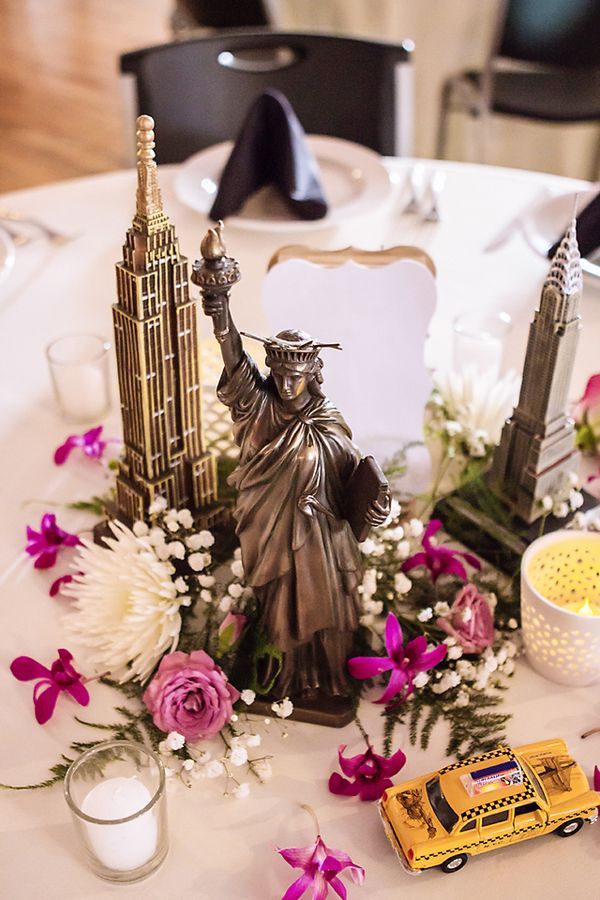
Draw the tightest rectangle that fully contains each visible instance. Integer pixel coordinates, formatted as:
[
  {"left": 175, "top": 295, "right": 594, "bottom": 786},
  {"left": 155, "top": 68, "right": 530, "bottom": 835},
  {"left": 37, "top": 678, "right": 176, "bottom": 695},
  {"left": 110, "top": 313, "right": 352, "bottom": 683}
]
[
  {"left": 436, "top": 584, "right": 494, "bottom": 654},
  {"left": 143, "top": 650, "right": 240, "bottom": 741},
  {"left": 574, "top": 374, "right": 600, "bottom": 455}
]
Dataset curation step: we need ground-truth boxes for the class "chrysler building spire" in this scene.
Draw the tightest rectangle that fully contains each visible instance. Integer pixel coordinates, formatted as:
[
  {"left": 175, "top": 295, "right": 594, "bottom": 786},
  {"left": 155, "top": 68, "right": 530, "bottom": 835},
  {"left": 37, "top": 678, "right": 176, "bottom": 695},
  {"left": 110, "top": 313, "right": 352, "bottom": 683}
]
[{"left": 489, "top": 220, "right": 583, "bottom": 523}]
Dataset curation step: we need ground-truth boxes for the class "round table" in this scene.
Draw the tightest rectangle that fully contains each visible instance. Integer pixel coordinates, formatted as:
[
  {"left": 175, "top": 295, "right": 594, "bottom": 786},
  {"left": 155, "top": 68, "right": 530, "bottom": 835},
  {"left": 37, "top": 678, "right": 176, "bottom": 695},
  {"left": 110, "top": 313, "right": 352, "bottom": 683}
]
[{"left": 0, "top": 158, "right": 598, "bottom": 899}]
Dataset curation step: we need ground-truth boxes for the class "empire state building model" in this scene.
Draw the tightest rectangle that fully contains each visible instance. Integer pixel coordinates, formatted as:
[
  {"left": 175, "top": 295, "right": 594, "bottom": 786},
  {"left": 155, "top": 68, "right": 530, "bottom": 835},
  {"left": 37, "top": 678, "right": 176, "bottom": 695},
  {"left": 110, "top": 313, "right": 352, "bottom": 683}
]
[
  {"left": 489, "top": 218, "right": 582, "bottom": 523},
  {"left": 113, "top": 115, "right": 217, "bottom": 522}
]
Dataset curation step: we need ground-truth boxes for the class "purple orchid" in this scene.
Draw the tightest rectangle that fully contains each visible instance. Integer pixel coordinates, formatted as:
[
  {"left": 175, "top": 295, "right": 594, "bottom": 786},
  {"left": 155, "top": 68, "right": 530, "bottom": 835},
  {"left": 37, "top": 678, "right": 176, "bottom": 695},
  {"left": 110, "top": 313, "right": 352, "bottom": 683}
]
[
  {"left": 277, "top": 832, "right": 365, "bottom": 900},
  {"left": 25, "top": 513, "right": 81, "bottom": 569},
  {"left": 329, "top": 743, "right": 406, "bottom": 802},
  {"left": 10, "top": 648, "right": 90, "bottom": 724},
  {"left": 348, "top": 612, "right": 447, "bottom": 706},
  {"left": 49, "top": 572, "right": 81, "bottom": 597},
  {"left": 401, "top": 519, "right": 481, "bottom": 583},
  {"left": 54, "top": 425, "right": 117, "bottom": 465}
]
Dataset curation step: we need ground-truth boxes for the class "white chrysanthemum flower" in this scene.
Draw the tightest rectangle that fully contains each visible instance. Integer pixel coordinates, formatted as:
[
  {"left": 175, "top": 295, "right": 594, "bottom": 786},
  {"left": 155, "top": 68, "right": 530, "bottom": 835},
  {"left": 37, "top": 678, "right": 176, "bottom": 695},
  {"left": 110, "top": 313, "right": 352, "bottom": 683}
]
[
  {"left": 417, "top": 607, "right": 433, "bottom": 622},
  {"left": 182, "top": 758, "right": 195, "bottom": 771},
  {"left": 569, "top": 489, "right": 584, "bottom": 510},
  {"left": 361, "top": 568, "right": 378, "bottom": 600},
  {"left": 233, "top": 782, "right": 250, "bottom": 799},
  {"left": 433, "top": 365, "right": 520, "bottom": 448},
  {"left": 245, "top": 733, "right": 261, "bottom": 747},
  {"left": 132, "top": 520, "right": 149, "bottom": 537},
  {"left": 64, "top": 521, "right": 186, "bottom": 683},
  {"left": 228, "top": 582, "right": 244, "bottom": 599},
  {"left": 241, "top": 689, "right": 256, "bottom": 706},
  {"left": 434, "top": 601, "right": 450, "bottom": 616},
  {"left": 148, "top": 496, "right": 167, "bottom": 515},
  {"left": 364, "top": 598, "right": 383, "bottom": 616}
]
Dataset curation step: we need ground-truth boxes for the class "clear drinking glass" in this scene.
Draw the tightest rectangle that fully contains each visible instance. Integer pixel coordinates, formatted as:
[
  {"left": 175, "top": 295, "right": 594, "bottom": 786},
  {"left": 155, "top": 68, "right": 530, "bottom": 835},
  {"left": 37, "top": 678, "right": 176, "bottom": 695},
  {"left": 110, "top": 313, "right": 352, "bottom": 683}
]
[
  {"left": 46, "top": 333, "right": 111, "bottom": 423},
  {"left": 64, "top": 740, "right": 168, "bottom": 883},
  {"left": 453, "top": 310, "right": 512, "bottom": 379}
]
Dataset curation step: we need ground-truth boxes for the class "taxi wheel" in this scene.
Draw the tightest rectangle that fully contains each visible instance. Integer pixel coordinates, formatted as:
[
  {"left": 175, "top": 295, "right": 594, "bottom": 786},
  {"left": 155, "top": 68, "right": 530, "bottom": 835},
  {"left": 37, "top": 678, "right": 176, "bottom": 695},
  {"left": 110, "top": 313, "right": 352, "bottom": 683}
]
[
  {"left": 555, "top": 819, "right": 583, "bottom": 837},
  {"left": 440, "top": 854, "right": 468, "bottom": 873}
]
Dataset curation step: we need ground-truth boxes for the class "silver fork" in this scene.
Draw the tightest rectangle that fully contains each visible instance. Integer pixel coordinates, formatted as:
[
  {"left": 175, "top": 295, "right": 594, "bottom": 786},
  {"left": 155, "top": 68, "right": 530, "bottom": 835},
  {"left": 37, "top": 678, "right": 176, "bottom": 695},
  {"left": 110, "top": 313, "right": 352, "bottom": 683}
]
[{"left": 0, "top": 208, "right": 75, "bottom": 245}]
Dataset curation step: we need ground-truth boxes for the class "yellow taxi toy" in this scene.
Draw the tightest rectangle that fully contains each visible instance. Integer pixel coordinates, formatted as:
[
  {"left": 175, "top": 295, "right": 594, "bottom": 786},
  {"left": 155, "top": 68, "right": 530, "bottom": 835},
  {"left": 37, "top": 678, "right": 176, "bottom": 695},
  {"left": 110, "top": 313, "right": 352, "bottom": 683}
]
[{"left": 379, "top": 738, "right": 600, "bottom": 874}]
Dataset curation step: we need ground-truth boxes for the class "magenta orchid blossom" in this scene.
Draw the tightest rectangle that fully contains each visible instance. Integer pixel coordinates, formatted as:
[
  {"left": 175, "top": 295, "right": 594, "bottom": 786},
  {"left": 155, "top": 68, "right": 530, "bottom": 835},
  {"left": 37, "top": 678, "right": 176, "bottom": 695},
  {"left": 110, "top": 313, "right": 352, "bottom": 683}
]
[
  {"left": 348, "top": 612, "right": 447, "bottom": 706},
  {"left": 25, "top": 513, "right": 81, "bottom": 569},
  {"left": 401, "top": 519, "right": 481, "bottom": 583},
  {"left": 54, "top": 425, "right": 116, "bottom": 465},
  {"left": 49, "top": 572, "right": 82, "bottom": 597},
  {"left": 594, "top": 766, "right": 600, "bottom": 812},
  {"left": 277, "top": 810, "right": 365, "bottom": 900},
  {"left": 10, "top": 648, "right": 90, "bottom": 724},
  {"left": 328, "top": 743, "right": 406, "bottom": 802}
]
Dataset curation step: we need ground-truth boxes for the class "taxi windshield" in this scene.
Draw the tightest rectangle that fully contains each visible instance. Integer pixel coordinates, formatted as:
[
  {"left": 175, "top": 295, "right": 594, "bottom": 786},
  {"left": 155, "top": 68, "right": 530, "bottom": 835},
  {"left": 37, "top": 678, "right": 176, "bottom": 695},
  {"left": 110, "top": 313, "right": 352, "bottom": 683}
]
[
  {"left": 519, "top": 757, "right": 548, "bottom": 804},
  {"left": 426, "top": 776, "right": 459, "bottom": 833}
]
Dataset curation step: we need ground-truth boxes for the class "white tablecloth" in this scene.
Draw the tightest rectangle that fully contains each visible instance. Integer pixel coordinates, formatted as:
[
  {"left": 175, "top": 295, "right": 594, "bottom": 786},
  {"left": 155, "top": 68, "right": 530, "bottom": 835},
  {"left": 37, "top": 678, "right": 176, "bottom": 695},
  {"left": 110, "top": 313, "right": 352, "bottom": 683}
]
[{"left": 0, "top": 159, "right": 598, "bottom": 899}]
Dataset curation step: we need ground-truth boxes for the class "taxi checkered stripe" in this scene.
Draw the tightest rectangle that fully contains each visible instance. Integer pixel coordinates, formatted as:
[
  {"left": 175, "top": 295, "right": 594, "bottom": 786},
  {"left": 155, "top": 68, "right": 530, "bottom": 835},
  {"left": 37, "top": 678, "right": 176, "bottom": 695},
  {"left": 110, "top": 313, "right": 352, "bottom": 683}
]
[
  {"left": 414, "top": 808, "right": 597, "bottom": 863},
  {"left": 439, "top": 746, "right": 512, "bottom": 775},
  {"left": 439, "top": 747, "right": 537, "bottom": 821}
]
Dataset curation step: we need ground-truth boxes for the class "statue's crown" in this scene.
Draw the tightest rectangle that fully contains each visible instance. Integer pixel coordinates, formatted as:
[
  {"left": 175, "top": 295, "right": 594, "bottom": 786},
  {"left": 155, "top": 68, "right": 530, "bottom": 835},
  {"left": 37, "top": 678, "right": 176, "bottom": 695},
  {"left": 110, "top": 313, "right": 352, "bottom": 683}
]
[{"left": 240, "top": 329, "right": 342, "bottom": 365}]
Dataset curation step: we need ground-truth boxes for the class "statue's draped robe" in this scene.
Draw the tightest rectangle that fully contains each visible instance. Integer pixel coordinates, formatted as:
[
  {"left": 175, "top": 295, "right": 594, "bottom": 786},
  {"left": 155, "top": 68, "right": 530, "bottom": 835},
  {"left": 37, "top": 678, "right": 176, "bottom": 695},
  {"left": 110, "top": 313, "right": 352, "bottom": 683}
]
[{"left": 218, "top": 352, "right": 362, "bottom": 696}]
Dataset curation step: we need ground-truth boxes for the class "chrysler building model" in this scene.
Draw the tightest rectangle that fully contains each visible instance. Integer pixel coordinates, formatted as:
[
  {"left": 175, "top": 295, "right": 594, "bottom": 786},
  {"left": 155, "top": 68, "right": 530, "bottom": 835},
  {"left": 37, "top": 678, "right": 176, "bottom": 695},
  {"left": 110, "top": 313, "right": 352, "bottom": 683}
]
[
  {"left": 112, "top": 115, "right": 217, "bottom": 523},
  {"left": 489, "top": 218, "right": 582, "bottom": 523}
]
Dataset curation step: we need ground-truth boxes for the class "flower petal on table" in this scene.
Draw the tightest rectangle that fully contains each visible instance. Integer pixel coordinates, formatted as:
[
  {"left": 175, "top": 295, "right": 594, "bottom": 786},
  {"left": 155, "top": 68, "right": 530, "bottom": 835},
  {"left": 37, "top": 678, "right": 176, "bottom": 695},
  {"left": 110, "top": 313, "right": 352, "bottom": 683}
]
[
  {"left": 10, "top": 656, "right": 52, "bottom": 681},
  {"left": 281, "top": 872, "right": 314, "bottom": 900},
  {"left": 32, "top": 682, "right": 60, "bottom": 724},
  {"left": 64, "top": 680, "right": 90, "bottom": 706},
  {"left": 328, "top": 773, "right": 361, "bottom": 797},
  {"left": 378, "top": 747, "right": 407, "bottom": 777}
]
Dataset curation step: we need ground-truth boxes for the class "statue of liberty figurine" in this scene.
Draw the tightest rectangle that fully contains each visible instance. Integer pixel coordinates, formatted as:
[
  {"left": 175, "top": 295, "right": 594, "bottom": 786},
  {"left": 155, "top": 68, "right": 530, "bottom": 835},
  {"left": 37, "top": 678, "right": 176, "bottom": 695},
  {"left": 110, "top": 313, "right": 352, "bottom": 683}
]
[{"left": 193, "top": 224, "right": 390, "bottom": 723}]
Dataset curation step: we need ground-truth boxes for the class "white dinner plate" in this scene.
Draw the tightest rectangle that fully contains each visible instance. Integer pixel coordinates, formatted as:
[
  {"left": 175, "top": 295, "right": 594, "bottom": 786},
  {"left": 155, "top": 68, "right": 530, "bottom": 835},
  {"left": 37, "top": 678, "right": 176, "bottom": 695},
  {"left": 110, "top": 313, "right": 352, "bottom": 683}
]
[
  {"left": 0, "top": 225, "right": 16, "bottom": 288},
  {"left": 174, "top": 135, "right": 391, "bottom": 231},
  {"left": 521, "top": 187, "right": 600, "bottom": 279}
]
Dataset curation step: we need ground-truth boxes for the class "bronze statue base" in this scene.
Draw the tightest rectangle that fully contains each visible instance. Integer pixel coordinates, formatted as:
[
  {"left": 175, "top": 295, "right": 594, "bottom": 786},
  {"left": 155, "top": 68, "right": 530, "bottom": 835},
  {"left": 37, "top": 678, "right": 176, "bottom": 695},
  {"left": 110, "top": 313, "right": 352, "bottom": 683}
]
[
  {"left": 251, "top": 690, "right": 356, "bottom": 728},
  {"left": 434, "top": 478, "right": 599, "bottom": 575}
]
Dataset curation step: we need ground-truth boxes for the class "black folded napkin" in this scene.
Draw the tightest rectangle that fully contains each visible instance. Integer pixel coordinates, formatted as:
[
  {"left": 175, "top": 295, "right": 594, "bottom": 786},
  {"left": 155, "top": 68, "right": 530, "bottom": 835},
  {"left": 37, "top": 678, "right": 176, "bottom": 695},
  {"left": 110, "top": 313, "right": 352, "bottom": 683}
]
[
  {"left": 209, "top": 89, "right": 328, "bottom": 221},
  {"left": 547, "top": 191, "right": 600, "bottom": 260}
]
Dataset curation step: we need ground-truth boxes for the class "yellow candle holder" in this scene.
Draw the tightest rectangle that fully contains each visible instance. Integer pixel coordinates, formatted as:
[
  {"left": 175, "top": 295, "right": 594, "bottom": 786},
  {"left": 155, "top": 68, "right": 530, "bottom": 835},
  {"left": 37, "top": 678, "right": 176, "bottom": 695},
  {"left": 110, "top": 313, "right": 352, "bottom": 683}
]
[{"left": 521, "top": 530, "right": 600, "bottom": 686}]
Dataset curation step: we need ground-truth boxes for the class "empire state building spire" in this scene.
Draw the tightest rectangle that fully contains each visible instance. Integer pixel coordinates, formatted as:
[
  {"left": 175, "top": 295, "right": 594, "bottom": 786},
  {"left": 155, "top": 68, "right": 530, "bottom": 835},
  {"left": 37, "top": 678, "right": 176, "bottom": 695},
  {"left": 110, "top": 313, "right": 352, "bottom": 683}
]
[
  {"left": 132, "top": 115, "right": 169, "bottom": 236},
  {"left": 489, "top": 218, "right": 582, "bottom": 523},
  {"left": 112, "top": 115, "right": 218, "bottom": 524}
]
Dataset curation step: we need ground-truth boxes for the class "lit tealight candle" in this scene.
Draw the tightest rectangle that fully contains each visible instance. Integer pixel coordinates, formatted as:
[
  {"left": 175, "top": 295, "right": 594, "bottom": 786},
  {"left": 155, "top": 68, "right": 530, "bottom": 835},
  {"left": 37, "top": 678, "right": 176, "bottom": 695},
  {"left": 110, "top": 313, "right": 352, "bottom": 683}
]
[
  {"left": 81, "top": 776, "right": 158, "bottom": 871},
  {"left": 521, "top": 530, "right": 600, "bottom": 686}
]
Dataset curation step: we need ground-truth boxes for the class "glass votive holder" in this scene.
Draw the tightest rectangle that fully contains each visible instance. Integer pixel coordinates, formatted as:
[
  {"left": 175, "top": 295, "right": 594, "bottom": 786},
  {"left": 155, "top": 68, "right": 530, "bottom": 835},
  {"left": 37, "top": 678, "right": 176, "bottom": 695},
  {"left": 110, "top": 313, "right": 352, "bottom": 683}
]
[
  {"left": 64, "top": 740, "right": 168, "bottom": 883},
  {"left": 46, "top": 333, "right": 111, "bottom": 423},
  {"left": 521, "top": 530, "right": 600, "bottom": 686},
  {"left": 453, "top": 310, "right": 512, "bottom": 379}
]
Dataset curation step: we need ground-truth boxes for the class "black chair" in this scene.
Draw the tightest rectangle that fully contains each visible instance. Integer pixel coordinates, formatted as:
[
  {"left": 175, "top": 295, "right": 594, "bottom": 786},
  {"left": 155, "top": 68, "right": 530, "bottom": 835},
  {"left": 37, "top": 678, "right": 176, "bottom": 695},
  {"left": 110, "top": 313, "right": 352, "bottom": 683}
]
[
  {"left": 120, "top": 30, "right": 414, "bottom": 164},
  {"left": 436, "top": 0, "right": 600, "bottom": 175},
  {"left": 171, "top": 0, "right": 270, "bottom": 38}
]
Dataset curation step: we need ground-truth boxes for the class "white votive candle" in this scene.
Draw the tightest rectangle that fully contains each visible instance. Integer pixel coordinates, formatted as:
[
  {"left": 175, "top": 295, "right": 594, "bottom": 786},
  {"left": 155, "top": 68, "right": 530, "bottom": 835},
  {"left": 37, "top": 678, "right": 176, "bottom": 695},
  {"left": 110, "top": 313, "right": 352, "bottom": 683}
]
[{"left": 81, "top": 776, "right": 157, "bottom": 871}]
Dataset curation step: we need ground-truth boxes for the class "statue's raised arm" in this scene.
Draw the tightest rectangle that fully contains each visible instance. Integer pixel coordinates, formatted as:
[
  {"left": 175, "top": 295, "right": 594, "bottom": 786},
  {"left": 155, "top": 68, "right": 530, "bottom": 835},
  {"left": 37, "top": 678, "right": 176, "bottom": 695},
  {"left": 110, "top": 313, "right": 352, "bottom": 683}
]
[{"left": 191, "top": 221, "right": 243, "bottom": 376}]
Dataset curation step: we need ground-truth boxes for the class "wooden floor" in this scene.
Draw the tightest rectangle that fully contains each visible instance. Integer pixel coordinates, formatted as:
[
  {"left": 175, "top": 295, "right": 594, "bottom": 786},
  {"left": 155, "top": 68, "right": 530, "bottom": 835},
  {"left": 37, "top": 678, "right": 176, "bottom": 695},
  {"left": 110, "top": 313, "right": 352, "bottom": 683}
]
[{"left": 0, "top": 0, "right": 172, "bottom": 192}]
